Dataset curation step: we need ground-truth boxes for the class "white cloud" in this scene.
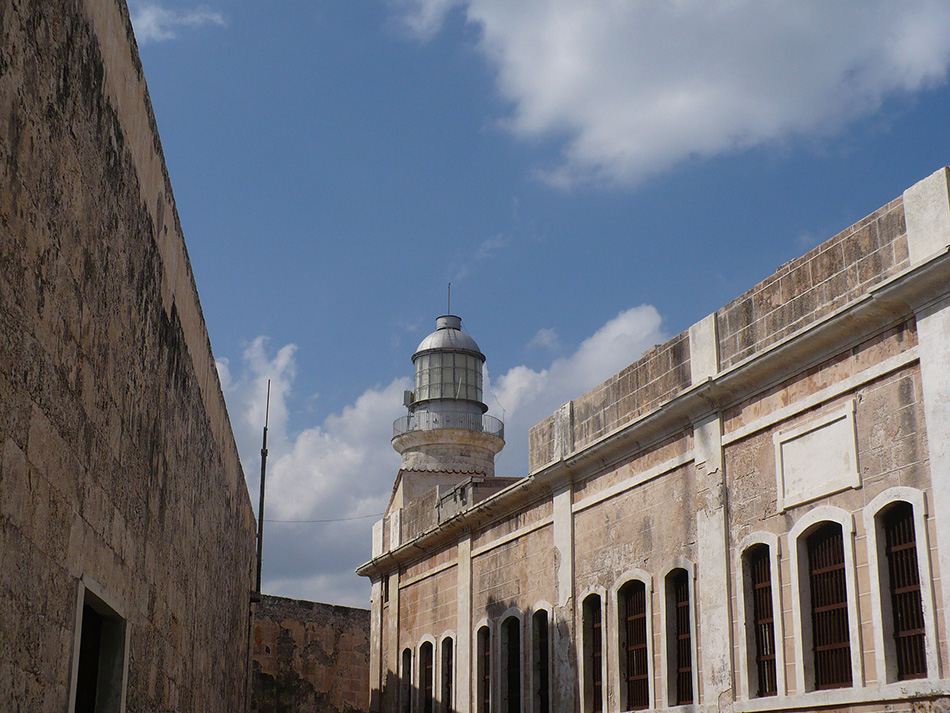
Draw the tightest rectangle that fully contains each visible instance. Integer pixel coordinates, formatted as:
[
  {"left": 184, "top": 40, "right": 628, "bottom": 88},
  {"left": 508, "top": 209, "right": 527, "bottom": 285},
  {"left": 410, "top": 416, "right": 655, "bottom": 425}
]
[
  {"left": 396, "top": 1, "right": 950, "bottom": 187},
  {"left": 490, "top": 305, "right": 666, "bottom": 475},
  {"left": 130, "top": 3, "right": 226, "bottom": 44},
  {"left": 219, "top": 305, "right": 664, "bottom": 606},
  {"left": 526, "top": 327, "right": 560, "bottom": 351},
  {"left": 452, "top": 233, "right": 509, "bottom": 281},
  {"left": 218, "top": 338, "right": 406, "bottom": 608}
]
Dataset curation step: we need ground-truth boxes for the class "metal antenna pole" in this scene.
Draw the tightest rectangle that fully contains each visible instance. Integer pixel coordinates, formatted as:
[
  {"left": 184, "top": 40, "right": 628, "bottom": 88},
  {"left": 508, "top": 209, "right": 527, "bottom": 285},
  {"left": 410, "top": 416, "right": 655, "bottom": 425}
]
[
  {"left": 448, "top": 282, "right": 451, "bottom": 314},
  {"left": 254, "top": 379, "right": 271, "bottom": 597}
]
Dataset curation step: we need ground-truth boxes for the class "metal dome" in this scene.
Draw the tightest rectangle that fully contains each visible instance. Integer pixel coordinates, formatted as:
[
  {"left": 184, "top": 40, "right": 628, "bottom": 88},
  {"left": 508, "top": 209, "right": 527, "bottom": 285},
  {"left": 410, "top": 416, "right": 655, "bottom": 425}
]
[{"left": 413, "top": 315, "right": 482, "bottom": 355}]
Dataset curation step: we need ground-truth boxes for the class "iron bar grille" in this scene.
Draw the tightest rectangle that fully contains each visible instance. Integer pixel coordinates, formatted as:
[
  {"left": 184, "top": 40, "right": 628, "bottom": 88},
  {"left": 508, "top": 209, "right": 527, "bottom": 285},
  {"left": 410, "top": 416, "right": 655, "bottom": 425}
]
[
  {"left": 401, "top": 649, "right": 413, "bottom": 713},
  {"left": 587, "top": 596, "right": 604, "bottom": 712},
  {"left": 421, "top": 642, "right": 434, "bottom": 713},
  {"left": 808, "top": 523, "right": 852, "bottom": 689},
  {"left": 748, "top": 546, "right": 777, "bottom": 696},
  {"left": 672, "top": 570, "right": 694, "bottom": 705},
  {"left": 478, "top": 627, "right": 491, "bottom": 713},
  {"left": 884, "top": 502, "right": 926, "bottom": 680},
  {"left": 442, "top": 638, "right": 454, "bottom": 713},
  {"left": 533, "top": 610, "right": 550, "bottom": 713},
  {"left": 505, "top": 618, "right": 522, "bottom": 713},
  {"left": 622, "top": 581, "right": 650, "bottom": 710}
]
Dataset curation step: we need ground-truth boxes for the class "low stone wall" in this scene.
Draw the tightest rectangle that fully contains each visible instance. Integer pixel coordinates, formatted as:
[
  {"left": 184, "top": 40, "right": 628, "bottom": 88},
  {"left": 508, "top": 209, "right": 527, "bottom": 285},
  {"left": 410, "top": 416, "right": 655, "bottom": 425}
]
[{"left": 252, "top": 595, "right": 371, "bottom": 713}]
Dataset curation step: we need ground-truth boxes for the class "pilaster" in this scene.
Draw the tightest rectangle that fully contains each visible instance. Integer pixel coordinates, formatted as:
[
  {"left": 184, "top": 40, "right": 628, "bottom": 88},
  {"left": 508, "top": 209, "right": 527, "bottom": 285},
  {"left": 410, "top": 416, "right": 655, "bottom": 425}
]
[
  {"left": 905, "top": 168, "right": 950, "bottom": 671},
  {"left": 369, "top": 580, "right": 382, "bottom": 712},
  {"left": 387, "top": 570, "right": 400, "bottom": 713},
  {"left": 915, "top": 295, "right": 950, "bottom": 670},
  {"left": 552, "top": 485, "right": 576, "bottom": 712},
  {"left": 456, "top": 534, "right": 473, "bottom": 713},
  {"left": 690, "top": 313, "right": 734, "bottom": 704}
]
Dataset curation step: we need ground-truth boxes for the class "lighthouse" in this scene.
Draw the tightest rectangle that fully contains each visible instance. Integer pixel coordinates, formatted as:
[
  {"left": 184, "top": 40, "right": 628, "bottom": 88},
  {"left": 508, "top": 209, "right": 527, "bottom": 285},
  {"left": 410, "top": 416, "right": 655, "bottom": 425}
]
[{"left": 389, "top": 315, "right": 505, "bottom": 510}]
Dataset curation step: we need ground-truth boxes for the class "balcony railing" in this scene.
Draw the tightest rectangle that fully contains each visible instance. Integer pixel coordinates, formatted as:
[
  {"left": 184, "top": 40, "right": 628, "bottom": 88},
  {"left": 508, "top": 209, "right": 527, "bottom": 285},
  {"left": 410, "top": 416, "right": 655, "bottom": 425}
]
[{"left": 393, "top": 411, "right": 504, "bottom": 440}]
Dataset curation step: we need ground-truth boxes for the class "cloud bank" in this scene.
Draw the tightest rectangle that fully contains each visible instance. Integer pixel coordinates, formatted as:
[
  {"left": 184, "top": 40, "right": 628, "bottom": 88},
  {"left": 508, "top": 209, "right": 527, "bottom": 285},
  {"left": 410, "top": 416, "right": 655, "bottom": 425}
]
[
  {"left": 218, "top": 307, "right": 665, "bottom": 606},
  {"left": 396, "top": 0, "right": 950, "bottom": 187},
  {"left": 130, "top": 3, "right": 225, "bottom": 44}
]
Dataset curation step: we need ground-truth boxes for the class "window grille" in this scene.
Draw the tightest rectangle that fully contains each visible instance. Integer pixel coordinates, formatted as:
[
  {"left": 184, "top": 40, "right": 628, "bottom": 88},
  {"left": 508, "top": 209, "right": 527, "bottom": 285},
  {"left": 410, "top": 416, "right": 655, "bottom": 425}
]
[
  {"left": 421, "top": 642, "right": 434, "bottom": 713},
  {"left": 748, "top": 546, "right": 777, "bottom": 696},
  {"left": 533, "top": 610, "right": 550, "bottom": 713},
  {"left": 401, "top": 648, "right": 413, "bottom": 713},
  {"left": 620, "top": 581, "right": 650, "bottom": 710},
  {"left": 584, "top": 595, "right": 604, "bottom": 713},
  {"left": 477, "top": 627, "right": 491, "bottom": 713},
  {"left": 807, "top": 523, "right": 852, "bottom": 689},
  {"left": 883, "top": 502, "right": 926, "bottom": 680},
  {"left": 503, "top": 618, "right": 522, "bottom": 713},
  {"left": 441, "top": 638, "right": 454, "bottom": 713},
  {"left": 670, "top": 570, "right": 693, "bottom": 705}
]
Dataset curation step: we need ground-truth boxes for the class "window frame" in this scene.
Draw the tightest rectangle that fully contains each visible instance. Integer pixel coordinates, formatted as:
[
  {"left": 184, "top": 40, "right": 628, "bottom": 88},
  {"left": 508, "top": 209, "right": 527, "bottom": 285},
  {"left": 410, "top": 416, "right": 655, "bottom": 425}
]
[
  {"left": 788, "top": 506, "right": 863, "bottom": 694},
  {"left": 864, "top": 487, "right": 939, "bottom": 683},
  {"left": 420, "top": 639, "right": 436, "bottom": 713},
  {"left": 736, "top": 533, "right": 786, "bottom": 700},
  {"left": 500, "top": 610, "right": 524, "bottom": 713},
  {"left": 439, "top": 633, "right": 455, "bottom": 713},
  {"left": 658, "top": 560, "right": 698, "bottom": 709},
  {"left": 611, "top": 570, "right": 653, "bottom": 712},
  {"left": 529, "top": 604, "right": 553, "bottom": 713},
  {"left": 401, "top": 646, "right": 415, "bottom": 713},
  {"left": 68, "top": 575, "right": 129, "bottom": 713},
  {"left": 580, "top": 590, "right": 606, "bottom": 713},
  {"left": 475, "top": 622, "right": 492, "bottom": 713}
]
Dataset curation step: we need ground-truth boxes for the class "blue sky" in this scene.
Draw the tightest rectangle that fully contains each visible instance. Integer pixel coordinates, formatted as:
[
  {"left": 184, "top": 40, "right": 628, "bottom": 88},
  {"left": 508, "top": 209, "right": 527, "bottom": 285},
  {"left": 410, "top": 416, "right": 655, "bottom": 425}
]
[{"left": 130, "top": 0, "right": 950, "bottom": 607}]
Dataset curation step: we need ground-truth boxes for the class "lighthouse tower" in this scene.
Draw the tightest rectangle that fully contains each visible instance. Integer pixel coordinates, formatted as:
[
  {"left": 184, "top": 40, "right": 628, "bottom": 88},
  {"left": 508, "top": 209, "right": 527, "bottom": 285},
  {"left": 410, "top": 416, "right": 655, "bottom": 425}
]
[{"left": 389, "top": 315, "right": 505, "bottom": 510}]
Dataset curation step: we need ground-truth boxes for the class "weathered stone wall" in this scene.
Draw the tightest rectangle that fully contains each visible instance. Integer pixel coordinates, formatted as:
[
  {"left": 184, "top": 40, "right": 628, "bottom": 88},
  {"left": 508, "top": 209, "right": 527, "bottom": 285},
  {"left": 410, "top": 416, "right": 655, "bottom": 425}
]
[
  {"left": 0, "top": 0, "right": 256, "bottom": 710},
  {"left": 252, "top": 595, "right": 370, "bottom": 713}
]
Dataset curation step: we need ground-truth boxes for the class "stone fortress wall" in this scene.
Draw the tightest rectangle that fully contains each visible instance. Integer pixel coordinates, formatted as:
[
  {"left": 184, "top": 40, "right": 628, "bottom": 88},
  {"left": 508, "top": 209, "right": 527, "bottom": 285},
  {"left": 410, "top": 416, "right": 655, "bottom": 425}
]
[
  {"left": 362, "top": 168, "right": 950, "bottom": 713},
  {"left": 252, "top": 595, "right": 371, "bottom": 713},
  {"left": 0, "top": 0, "right": 257, "bottom": 709}
]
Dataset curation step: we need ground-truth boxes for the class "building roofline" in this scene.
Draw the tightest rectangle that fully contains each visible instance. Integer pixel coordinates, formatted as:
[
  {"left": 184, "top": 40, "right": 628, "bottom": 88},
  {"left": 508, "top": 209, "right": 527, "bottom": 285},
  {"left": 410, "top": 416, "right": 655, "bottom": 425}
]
[{"left": 358, "top": 243, "right": 950, "bottom": 580}]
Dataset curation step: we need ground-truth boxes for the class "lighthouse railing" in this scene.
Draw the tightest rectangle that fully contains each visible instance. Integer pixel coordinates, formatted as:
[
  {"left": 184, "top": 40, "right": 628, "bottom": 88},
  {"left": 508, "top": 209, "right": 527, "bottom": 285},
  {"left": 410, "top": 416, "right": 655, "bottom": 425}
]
[{"left": 393, "top": 412, "right": 504, "bottom": 440}]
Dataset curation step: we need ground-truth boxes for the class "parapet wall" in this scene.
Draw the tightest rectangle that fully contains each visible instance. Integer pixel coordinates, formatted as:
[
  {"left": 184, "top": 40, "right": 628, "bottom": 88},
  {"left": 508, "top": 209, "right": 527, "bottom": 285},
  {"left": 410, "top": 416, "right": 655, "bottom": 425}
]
[
  {"left": 717, "top": 197, "right": 908, "bottom": 369},
  {"left": 529, "top": 189, "right": 914, "bottom": 473}
]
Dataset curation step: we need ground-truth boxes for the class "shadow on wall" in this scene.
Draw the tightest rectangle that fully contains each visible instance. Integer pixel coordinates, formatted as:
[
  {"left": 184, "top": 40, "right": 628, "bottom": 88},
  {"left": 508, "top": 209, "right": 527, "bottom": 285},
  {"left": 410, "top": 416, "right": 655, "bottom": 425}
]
[{"left": 371, "top": 595, "right": 578, "bottom": 713}]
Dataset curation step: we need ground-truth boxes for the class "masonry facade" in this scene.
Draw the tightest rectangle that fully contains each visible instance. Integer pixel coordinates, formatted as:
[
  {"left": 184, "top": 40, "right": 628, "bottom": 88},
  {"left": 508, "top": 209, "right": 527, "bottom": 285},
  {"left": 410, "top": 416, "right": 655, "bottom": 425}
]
[
  {"left": 359, "top": 168, "right": 950, "bottom": 713},
  {"left": 0, "top": 1, "right": 257, "bottom": 709}
]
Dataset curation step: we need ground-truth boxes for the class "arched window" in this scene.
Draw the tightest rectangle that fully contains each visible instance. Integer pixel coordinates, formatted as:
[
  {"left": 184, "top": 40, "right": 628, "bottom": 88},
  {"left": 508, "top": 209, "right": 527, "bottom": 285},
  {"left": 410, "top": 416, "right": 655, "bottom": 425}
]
[
  {"left": 476, "top": 626, "right": 491, "bottom": 713},
  {"left": 401, "top": 648, "right": 414, "bottom": 713},
  {"left": 582, "top": 594, "right": 604, "bottom": 713},
  {"left": 441, "top": 637, "right": 454, "bottom": 713},
  {"left": 531, "top": 609, "right": 551, "bottom": 713},
  {"left": 666, "top": 569, "right": 693, "bottom": 705},
  {"left": 806, "top": 522, "right": 852, "bottom": 689},
  {"left": 865, "top": 489, "right": 937, "bottom": 684},
  {"left": 790, "top": 507, "right": 861, "bottom": 693},
  {"left": 420, "top": 642, "right": 435, "bottom": 713},
  {"left": 618, "top": 580, "right": 649, "bottom": 710},
  {"left": 744, "top": 544, "right": 777, "bottom": 697},
  {"left": 501, "top": 616, "right": 522, "bottom": 713},
  {"left": 879, "top": 502, "right": 926, "bottom": 680}
]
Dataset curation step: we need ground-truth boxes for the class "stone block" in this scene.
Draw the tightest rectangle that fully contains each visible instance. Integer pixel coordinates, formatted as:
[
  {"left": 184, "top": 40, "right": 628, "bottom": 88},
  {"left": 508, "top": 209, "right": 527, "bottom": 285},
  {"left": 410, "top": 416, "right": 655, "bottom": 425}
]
[{"left": 904, "top": 167, "right": 950, "bottom": 265}]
